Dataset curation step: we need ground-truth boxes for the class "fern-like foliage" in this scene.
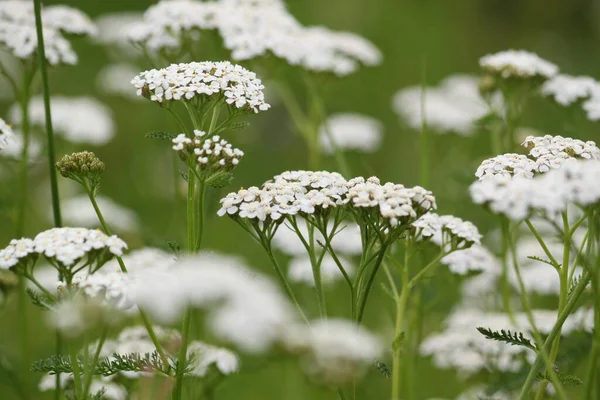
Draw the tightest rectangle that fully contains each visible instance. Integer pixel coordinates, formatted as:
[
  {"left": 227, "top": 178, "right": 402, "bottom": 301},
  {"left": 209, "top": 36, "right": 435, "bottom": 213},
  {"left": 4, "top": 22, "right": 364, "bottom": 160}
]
[
  {"left": 527, "top": 255, "right": 558, "bottom": 268},
  {"left": 537, "top": 372, "right": 583, "bottom": 387},
  {"left": 476, "top": 327, "right": 537, "bottom": 351},
  {"left": 25, "top": 288, "right": 54, "bottom": 310},
  {"left": 32, "top": 352, "right": 179, "bottom": 377},
  {"left": 145, "top": 131, "right": 176, "bottom": 141},
  {"left": 568, "top": 274, "right": 583, "bottom": 298}
]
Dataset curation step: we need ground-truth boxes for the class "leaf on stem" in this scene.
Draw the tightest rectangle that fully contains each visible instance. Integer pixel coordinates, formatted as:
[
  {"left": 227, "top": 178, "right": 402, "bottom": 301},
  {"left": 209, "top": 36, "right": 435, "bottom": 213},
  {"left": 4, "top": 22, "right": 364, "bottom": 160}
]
[
  {"left": 25, "top": 287, "right": 53, "bottom": 310},
  {"left": 145, "top": 131, "right": 176, "bottom": 141},
  {"left": 476, "top": 327, "right": 537, "bottom": 351},
  {"left": 374, "top": 359, "right": 391, "bottom": 378},
  {"left": 527, "top": 255, "right": 558, "bottom": 268},
  {"left": 392, "top": 332, "right": 405, "bottom": 351},
  {"left": 536, "top": 372, "right": 583, "bottom": 387}
]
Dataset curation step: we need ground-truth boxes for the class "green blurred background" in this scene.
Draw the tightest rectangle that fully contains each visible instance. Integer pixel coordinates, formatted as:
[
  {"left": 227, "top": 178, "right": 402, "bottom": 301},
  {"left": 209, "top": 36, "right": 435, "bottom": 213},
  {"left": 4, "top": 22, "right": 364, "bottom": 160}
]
[{"left": 1, "top": 0, "right": 600, "bottom": 398}]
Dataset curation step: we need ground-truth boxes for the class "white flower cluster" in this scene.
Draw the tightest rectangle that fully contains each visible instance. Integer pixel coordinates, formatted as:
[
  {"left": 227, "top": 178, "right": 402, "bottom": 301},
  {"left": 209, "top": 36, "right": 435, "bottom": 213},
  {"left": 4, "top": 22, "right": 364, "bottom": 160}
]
[
  {"left": 441, "top": 245, "right": 500, "bottom": 275},
  {"left": 475, "top": 134, "right": 600, "bottom": 180},
  {"left": 412, "top": 213, "right": 482, "bottom": 247},
  {"left": 282, "top": 319, "right": 382, "bottom": 384},
  {"left": 172, "top": 130, "right": 244, "bottom": 172},
  {"left": 9, "top": 96, "right": 115, "bottom": 146},
  {"left": 129, "top": 253, "right": 295, "bottom": 353},
  {"left": 57, "top": 196, "right": 138, "bottom": 233},
  {"left": 218, "top": 171, "right": 348, "bottom": 221},
  {"left": 479, "top": 49, "right": 558, "bottom": 80},
  {"left": 318, "top": 113, "right": 383, "bottom": 154},
  {"left": 0, "top": 228, "right": 127, "bottom": 269},
  {"left": 80, "top": 271, "right": 133, "bottom": 310},
  {"left": 541, "top": 74, "right": 600, "bottom": 106},
  {"left": 346, "top": 176, "right": 436, "bottom": 227},
  {"left": 0, "top": 1, "right": 96, "bottom": 65},
  {"left": 475, "top": 153, "right": 537, "bottom": 180},
  {"left": 421, "top": 307, "right": 590, "bottom": 375},
  {"left": 392, "top": 75, "right": 500, "bottom": 136},
  {"left": 131, "top": 61, "right": 270, "bottom": 113},
  {"left": 471, "top": 159, "right": 600, "bottom": 220},
  {"left": 0, "top": 118, "right": 14, "bottom": 150},
  {"left": 125, "top": 0, "right": 381, "bottom": 77}
]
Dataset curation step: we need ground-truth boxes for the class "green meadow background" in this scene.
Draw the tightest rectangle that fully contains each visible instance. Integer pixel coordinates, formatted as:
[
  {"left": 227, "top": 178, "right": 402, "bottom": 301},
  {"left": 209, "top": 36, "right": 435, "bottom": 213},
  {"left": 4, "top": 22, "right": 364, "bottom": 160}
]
[{"left": 1, "top": 0, "right": 599, "bottom": 398}]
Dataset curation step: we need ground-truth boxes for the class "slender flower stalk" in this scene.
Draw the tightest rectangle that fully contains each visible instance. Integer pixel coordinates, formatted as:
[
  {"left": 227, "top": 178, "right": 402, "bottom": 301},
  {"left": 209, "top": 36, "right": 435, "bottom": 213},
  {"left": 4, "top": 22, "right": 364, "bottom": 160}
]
[{"left": 33, "top": 0, "right": 62, "bottom": 228}]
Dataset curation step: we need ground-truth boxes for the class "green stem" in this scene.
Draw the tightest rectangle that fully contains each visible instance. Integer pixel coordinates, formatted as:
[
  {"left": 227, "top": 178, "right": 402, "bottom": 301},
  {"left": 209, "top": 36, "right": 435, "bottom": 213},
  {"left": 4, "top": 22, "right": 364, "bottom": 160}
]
[
  {"left": 407, "top": 252, "right": 444, "bottom": 289},
  {"left": 33, "top": 0, "right": 62, "bottom": 228},
  {"left": 54, "top": 333, "right": 61, "bottom": 400},
  {"left": 308, "top": 224, "right": 327, "bottom": 318},
  {"left": 70, "top": 346, "right": 83, "bottom": 398},
  {"left": 525, "top": 219, "right": 560, "bottom": 268},
  {"left": 173, "top": 309, "right": 191, "bottom": 400},
  {"left": 391, "top": 245, "right": 410, "bottom": 400},
  {"left": 356, "top": 243, "right": 389, "bottom": 324},
  {"left": 195, "top": 179, "right": 206, "bottom": 251},
  {"left": 82, "top": 329, "right": 108, "bottom": 399},
  {"left": 500, "top": 220, "right": 516, "bottom": 323},
  {"left": 419, "top": 60, "right": 430, "bottom": 188},
  {"left": 518, "top": 271, "right": 591, "bottom": 399},
  {"left": 16, "top": 88, "right": 30, "bottom": 237}
]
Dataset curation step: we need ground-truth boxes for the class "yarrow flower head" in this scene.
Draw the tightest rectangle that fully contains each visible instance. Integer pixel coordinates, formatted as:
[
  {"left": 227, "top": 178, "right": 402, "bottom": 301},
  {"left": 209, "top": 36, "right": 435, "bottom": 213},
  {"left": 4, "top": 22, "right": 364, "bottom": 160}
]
[
  {"left": 10, "top": 96, "right": 115, "bottom": 145},
  {"left": 318, "top": 113, "right": 383, "bottom": 154},
  {"left": 541, "top": 74, "right": 600, "bottom": 107},
  {"left": 411, "top": 213, "right": 482, "bottom": 250},
  {"left": 56, "top": 151, "right": 105, "bottom": 194},
  {"left": 282, "top": 319, "right": 382, "bottom": 384},
  {"left": 0, "top": 118, "right": 14, "bottom": 150},
  {"left": 0, "top": 227, "right": 127, "bottom": 272},
  {"left": 475, "top": 134, "right": 600, "bottom": 181},
  {"left": 479, "top": 49, "right": 558, "bottom": 80},
  {"left": 0, "top": 1, "right": 96, "bottom": 65},
  {"left": 172, "top": 130, "right": 244, "bottom": 177},
  {"left": 131, "top": 61, "right": 270, "bottom": 113},
  {"left": 345, "top": 176, "right": 436, "bottom": 228},
  {"left": 392, "top": 74, "right": 500, "bottom": 136}
]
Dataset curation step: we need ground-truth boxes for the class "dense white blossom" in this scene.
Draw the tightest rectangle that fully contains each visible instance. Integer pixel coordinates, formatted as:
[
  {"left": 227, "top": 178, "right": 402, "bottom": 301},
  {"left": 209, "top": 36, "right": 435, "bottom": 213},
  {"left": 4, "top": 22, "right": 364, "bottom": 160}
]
[
  {"left": 57, "top": 195, "right": 138, "bottom": 232},
  {"left": 288, "top": 254, "right": 354, "bottom": 287},
  {"left": 173, "top": 130, "right": 244, "bottom": 172},
  {"left": 441, "top": 245, "right": 500, "bottom": 275},
  {"left": 346, "top": 176, "right": 436, "bottom": 227},
  {"left": 318, "top": 113, "right": 383, "bottom": 153},
  {"left": 131, "top": 61, "right": 270, "bottom": 113},
  {"left": 0, "top": 1, "right": 96, "bottom": 65},
  {"left": 9, "top": 96, "right": 115, "bottom": 145},
  {"left": 0, "top": 118, "right": 14, "bottom": 150},
  {"left": 541, "top": 74, "right": 600, "bottom": 106},
  {"left": 130, "top": 253, "right": 295, "bottom": 353},
  {"left": 412, "top": 213, "right": 482, "bottom": 247},
  {"left": 475, "top": 153, "right": 537, "bottom": 180},
  {"left": 392, "top": 75, "right": 498, "bottom": 135},
  {"left": 283, "top": 319, "right": 382, "bottom": 383},
  {"left": 0, "top": 227, "right": 127, "bottom": 269},
  {"left": 479, "top": 50, "right": 558, "bottom": 79},
  {"left": 218, "top": 171, "right": 348, "bottom": 221},
  {"left": 127, "top": 0, "right": 381, "bottom": 76},
  {"left": 522, "top": 135, "right": 600, "bottom": 162}
]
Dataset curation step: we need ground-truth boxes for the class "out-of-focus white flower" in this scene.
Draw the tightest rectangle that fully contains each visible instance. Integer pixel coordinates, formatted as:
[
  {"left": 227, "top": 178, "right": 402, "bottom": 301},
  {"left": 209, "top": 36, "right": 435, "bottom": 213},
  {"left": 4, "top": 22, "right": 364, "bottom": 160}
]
[
  {"left": 392, "top": 74, "right": 498, "bottom": 135},
  {"left": 456, "top": 387, "right": 511, "bottom": 400},
  {"left": 582, "top": 96, "right": 600, "bottom": 121},
  {"left": 100, "top": 247, "right": 176, "bottom": 274},
  {"left": 412, "top": 212, "right": 482, "bottom": 247},
  {"left": 288, "top": 254, "right": 354, "bottom": 287},
  {"left": 0, "top": 130, "right": 42, "bottom": 161},
  {"left": 96, "top": 63, "right": 144, "bottom": 100},
  {"left": 48, "top": 296, "right": 123, "bottom": 337},
  {"left": 541, "top": 74, "right": 600, "bottom": 106},
  {"left": 0, "top": 227, "right": 127, "bottom": 269},
  {"left": 479, "top": 50, "right": 558, "bottom": 80},
  {"left": 39, "top": 373, "right": 126, "bottom": 400},
  {"left": 0, "top": 118, "right": 14, "bottom": 150},
  {"left": 272, "top": 219, "right": 362, "bottom": 256},
  {"left": 131, "top": 61, "right": 270, "bottom": 113},
  {"left": 441, "top": 245, "right": 500, "bottom": 275},
  {"left": 318, "top": 113, "right": 383, "bottom": 154},
  {"left": 187, "top": 341, "right": 239, "bottom": 377},
  {"left": 282, "top": 319, "right": 382, "bottom": 384},
  {"left": 58, "top": 195, "right": 138, "bottom": 233},
  {"left": 94, "top": 12, "right": 142, "bottom": 49},
  {"left": 9, "top": 96, "right": 115, "bottom": 146},
  {"left": 130, "top": 253, "right": 295, "bottom": 353},
  {"left": 0, "top": 1, "right": 96, "bottom": 65}
]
